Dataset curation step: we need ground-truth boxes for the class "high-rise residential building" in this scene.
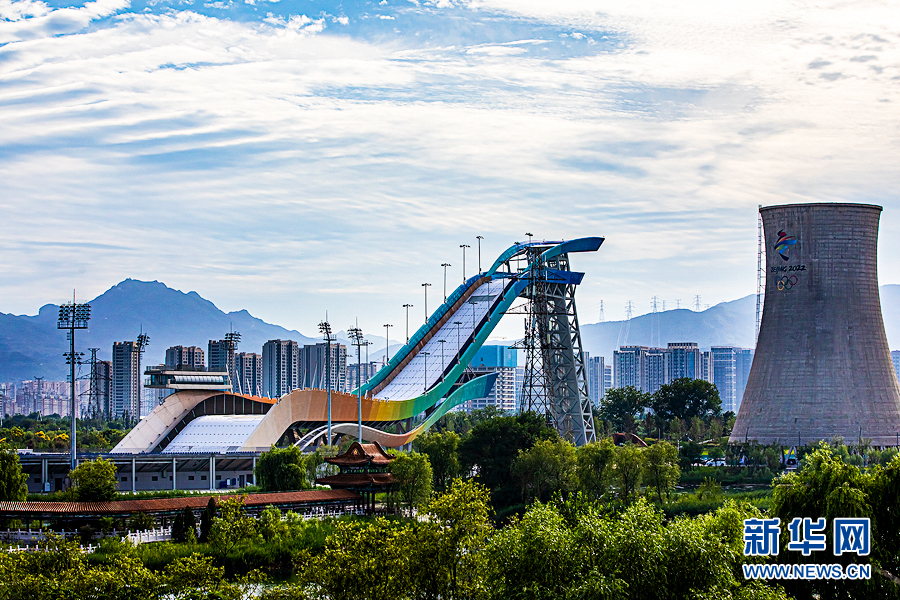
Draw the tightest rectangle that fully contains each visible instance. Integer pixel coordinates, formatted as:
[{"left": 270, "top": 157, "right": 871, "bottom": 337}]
[
  {"left": 735, "top": 348, "right": 754, "bottom": 408},
  {"left": 0, "top": 383, "right": 15, "bottom": 417},
  {"left": 613, "top": 346, "right": 649, "bottom": 390},
  {"left": 585, "top": 353, "right": 606, "bottom": 404},
  {"left": 667, "top": 342, "right": 701, "bottom": 380},
  {"left": 646, "top": 349, "right": 667, "bottom": 394},
  {"left": 262, "top": 340, "right": 300, "bottom": 398},
  {"left": 207, "top": 336, "right": 241, "bottom": 393},
  {"left": 711, "top": 347, "right": 754, "bottom": 414},
  {"left": 208, "top": 339, "right": 237, "bottom": 384},
  {"left": 346, "top": 362, "right": 381, "bottom": 392},
  {"left": 457, "top": 345, "right": 518, "bottom": 413},
  {"left": 165, "top": 346, "right": 205, "bottom": 370},
  {"left": 299, "top": 343, "right": 348, "bottom": 391},
  {"left": 711, "top": 347, "right": 738, "bottom": 413},
  {"left": 112, "top": 341, "right": 141, "bottom": 420},
  {"left": 91, "top": 359, "right": 113, "bottom": 418},
  {"left": 603, "top": 364, "right": 612, "bottom": 395},
  {"left": 236, "top": 352, "right": 263, "bottom": 397},
  {"left": 700, "top": 351, "right": 712, "bottom": 382}
]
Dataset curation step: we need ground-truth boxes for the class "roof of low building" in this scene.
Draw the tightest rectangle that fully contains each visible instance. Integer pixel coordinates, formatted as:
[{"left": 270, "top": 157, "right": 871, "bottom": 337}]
[
  {"left": 316, "top": 473, "right": 395, "bottom": 489},
  {"left": 326, "top": 441, "right": 395, "bottom": 467},
  {"left": 0, "top": 489, "right": 360, "bottom": 518}
]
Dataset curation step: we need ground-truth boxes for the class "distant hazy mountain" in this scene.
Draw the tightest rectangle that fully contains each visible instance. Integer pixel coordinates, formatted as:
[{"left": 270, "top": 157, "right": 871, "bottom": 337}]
[
  {"left": 581, "top": 284, "right": 900, "bottom": 360},
  {"left": 2, "top": 280, "right": 900, "bottom": 382},
  {"left": 0, "top": 279, "right": 319, "bottom": 382}
]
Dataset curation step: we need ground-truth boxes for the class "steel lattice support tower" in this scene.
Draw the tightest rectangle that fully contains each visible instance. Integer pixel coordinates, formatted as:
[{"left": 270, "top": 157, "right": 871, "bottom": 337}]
[
  {"left": 516, "top": 247, "right": 596, "bottom": 446},
  {"left": 86, "top": 348, "right": 105, "bottom": 420}
]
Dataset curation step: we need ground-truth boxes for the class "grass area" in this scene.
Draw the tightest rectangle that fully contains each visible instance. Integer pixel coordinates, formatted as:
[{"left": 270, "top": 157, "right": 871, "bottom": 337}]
[
  {"left": 678, "top": 466, "right": 775, "bottom": 487},
  {"left": 662, "top": 487, "right": 772, "bottom": 518}
]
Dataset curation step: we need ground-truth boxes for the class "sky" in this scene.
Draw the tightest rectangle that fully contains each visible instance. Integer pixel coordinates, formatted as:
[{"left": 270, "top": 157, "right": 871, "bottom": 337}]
[{"left": 2, "top": 0, "right": 899, "bottom": 343}]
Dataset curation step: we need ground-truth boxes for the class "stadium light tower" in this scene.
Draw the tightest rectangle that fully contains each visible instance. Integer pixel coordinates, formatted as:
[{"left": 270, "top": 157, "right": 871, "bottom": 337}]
[
  {"left": 441, "top": 263, "right": 451, "bottom": 302},
  {"left": 476, "top": 236, "right": 484, "bottom": 273},
  {"left": 460, "top": 244, "right": 470, "bottom": 283},
  {"left": 383, "top": 324, "right": 393, "bottom": 364},
  {"left": 422, "top": 351, "right": 430, "bottom": 393},
  {"left": 348, "top": 325, "right": 365, "bottom": 441},
  {"left": 403, "top": 303, "right": 413, "bottom": 343},
  {"left": 318, "top": 320, "right": 336, "bottom": 445},
  {"left": 437, "top": 339, "right": 446, "bottom": 381},
  {"left": 58, "top": 295, "right": 90, "bottom": 471},
  {"left": 422, "top": 283, "right": 431, "bottom": 324},
  {"left": 135, "top": 328, "right": 150, "bottom": 422}
]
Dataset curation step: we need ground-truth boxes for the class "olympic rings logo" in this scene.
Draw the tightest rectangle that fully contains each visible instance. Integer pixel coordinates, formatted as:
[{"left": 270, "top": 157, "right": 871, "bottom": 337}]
[{"left": 777, "top": 275, "right": 798, "bottom": 291}]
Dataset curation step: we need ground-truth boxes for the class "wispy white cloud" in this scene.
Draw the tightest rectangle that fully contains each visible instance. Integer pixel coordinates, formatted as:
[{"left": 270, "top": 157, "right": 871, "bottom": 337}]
[{"left": 1, "top": 0, "right": 899, "bottom": 342}]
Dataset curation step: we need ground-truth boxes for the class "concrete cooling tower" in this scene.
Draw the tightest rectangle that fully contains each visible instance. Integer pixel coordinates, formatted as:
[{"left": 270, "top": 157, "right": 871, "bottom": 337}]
[{"left": 730, "top": 203, "right": 900, "bottom": 446}]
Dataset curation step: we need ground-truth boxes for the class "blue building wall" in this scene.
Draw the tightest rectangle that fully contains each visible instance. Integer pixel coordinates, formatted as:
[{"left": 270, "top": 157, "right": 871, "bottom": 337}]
[{"left": 469, "top": 345, "right": 517, "bottom": 369}]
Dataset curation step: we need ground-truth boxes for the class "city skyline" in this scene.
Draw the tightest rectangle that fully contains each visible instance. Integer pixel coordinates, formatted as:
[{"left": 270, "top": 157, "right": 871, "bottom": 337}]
[{"left": 3, "top": 1, "right": 899, "bottom": 342}]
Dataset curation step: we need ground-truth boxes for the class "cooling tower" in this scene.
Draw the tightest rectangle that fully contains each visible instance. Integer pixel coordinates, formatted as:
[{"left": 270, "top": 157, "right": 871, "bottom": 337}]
[{"left": 731, "top": 203, "right": 900, "bottom": 446}]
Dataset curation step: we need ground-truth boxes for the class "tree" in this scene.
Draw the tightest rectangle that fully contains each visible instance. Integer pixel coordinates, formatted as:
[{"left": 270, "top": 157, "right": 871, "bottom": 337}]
[
  {"left": 576, "top": 438, "right": 615, "bottom": 499},
  {"left": 209, "top": 494, "right": 257, "bottom": 557},
  {"left": 389, "top": 451, "right": 433, "bottom": 514},
  {"left": 770, "top": 444, "right": 900, "bottom": 597},
  {"left": 0, "top": 449, "right": 27, "bottom": 501},
  {"left": 259, "top": 505, "right": 288, "bottom": 542},
  {"left": 644, "top": 441, "right": 679, "bottom": 503},
  {"left": 417, "top": 479, "right": 494, "bottom": 599},
  {"left": 172, "top": 506, "right": 197, "bottom": 543},
  {"left": 255, "top": 445, "right": 307, "bottom": 492},
  {"left": 414, "top": 430, "right": 460, "bottom": 492},
  {"left": 302, "top": 517, "right": 413, "bottom": 600},
  {"left": 599, "top": 386, "right": 651, "bottom": 433},
  {"left": 613, "top": 444, "right": 646, "bottom": 500},
  {"left": 69, "top": 457, "right": 117, "bottom": 501},
  {"left": 511, "top": 438, "right": 577, "bottom": 503},
  {"left": 458, "top": 411, "right": 557, "bottom": 506},
  {"left": 651, "top": 378, "right": 722, "bottom": 422},
  {"left": 199, "top": 496, "right": 216, "bottom": 543}
]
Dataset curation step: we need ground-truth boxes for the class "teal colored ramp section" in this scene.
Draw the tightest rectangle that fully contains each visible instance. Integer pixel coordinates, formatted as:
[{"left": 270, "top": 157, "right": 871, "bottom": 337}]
[{"left": 353, "top": 237, "right": 603, "bottom": 428}]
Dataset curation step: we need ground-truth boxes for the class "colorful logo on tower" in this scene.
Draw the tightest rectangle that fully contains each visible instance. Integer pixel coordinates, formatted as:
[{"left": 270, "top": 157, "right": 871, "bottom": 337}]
[{"left": 774, "top": 230, "right": 797, "bottom": 261}]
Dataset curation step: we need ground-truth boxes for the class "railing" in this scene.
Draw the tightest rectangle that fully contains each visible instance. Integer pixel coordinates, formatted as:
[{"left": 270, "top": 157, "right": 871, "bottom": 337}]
[
  {"left": 1, "top": 526, "right": 172, "bottom": 545},
  {"left": 126, "top": 527, "right": 171, "bottom": 544},
  {"left": 4, "top": 543, "right": 98, "bottom": 553}
]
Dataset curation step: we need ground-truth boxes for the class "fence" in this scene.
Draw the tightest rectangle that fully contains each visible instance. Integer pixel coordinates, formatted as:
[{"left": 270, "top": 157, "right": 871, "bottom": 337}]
[{"left": 2, "top": 526, "right": 171, "bottom": 546}]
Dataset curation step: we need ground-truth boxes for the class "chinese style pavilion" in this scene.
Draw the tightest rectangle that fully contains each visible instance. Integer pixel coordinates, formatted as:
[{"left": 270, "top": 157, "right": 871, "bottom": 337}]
[{"left": 316, "top": 441, "right": 396, "bottom": 514}]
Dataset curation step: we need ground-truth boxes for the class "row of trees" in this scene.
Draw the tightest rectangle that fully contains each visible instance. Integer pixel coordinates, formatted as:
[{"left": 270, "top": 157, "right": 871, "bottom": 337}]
[
  {"left": 0, "top": 479, "right": 795, "bottom": 600},
  {"left": 597, "top": 378, "right": 729, "bottom": 438},
  {"left": 0, "top": 413, "right": 129, "bottom": 451}
]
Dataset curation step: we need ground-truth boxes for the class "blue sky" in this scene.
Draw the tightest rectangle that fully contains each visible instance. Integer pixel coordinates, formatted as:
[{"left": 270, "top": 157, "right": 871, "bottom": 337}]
[{"left": 2, "top": 0, "right": 899, "bottom": 342}]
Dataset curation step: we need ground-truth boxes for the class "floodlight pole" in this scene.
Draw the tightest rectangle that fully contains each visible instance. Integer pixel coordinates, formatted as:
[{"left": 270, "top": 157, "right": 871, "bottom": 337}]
[
  {"left": 319, "top": 320, "right": 336, "bottom": 445},
  {"left": 460, "top": 244, "right": 470, "bottom": 283},
  {"left": 441, "top": 263, "right": 451, "bottom": 302},
  {"left": 403, "top": 304, "right": 413, "bottom": 343},
  {"left": 454, "top": 321, "right": 463, "bottom": 358},
  {"left": 135, "top": 328, "right": 150, "bottom": 422},
  {"left": 437, "top": 340, "right": 446, "bottom": 381},
  {"left": 58, "top": 293, "right": 90, "bottom": 471},
  {"left": 383, "top": 324, "right": 393, "bottom": 364},
  {"left": 349, "top": 326, "right": 365, "bottom": 441},
  {"left": 476, "top": 236, "right": 484, "bottom": 273},
  {"left": 422, "top": 352, "right": 430, "bottom": 393},
  {"left": 422, "top": 283, "right": 431, "bottom": 324}
]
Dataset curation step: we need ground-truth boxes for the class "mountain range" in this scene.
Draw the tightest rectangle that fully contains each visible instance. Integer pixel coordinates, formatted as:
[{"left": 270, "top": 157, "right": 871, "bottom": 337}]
[{"left": 2, "top": 279, "right": 900, "bottom": 383}]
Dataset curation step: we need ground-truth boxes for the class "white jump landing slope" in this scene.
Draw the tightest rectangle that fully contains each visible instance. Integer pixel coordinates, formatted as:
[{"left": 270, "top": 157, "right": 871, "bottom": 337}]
[{"left": 375, "top": 278, "right": 512, "bottom": 401}]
